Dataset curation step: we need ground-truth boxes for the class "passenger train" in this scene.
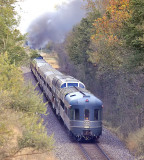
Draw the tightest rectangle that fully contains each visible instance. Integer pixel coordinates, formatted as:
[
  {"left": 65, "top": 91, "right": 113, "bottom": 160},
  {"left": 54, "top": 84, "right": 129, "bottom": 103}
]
[{"left": 30, "top": 56, "right": 103, "bottom": 141}]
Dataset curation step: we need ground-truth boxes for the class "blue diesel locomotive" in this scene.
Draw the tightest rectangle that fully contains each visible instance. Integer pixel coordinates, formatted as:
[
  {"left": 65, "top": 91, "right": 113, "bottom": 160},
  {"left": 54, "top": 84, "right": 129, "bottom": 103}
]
[{"left": 31, "top": 57, "right": 103, "bottom": 141}]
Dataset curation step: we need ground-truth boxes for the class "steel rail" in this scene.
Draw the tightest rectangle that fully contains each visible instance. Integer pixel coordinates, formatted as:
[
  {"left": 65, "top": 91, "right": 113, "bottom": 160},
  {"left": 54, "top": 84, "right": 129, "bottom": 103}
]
[
  {"left": 96, "top": 143, "right": 111, "bottom": 160},
  {"left": 78, "top": 143, "right": 92, "bottom": 160}
]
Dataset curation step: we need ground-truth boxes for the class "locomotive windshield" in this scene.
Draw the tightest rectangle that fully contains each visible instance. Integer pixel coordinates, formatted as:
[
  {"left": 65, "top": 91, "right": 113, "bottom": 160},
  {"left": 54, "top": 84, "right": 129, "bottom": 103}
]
[
  {"left": 68, "top": 83, "right": 78, "bottom": 87},
  {"left": 61, "top": 82, "right": 85, "bottom": 88}
]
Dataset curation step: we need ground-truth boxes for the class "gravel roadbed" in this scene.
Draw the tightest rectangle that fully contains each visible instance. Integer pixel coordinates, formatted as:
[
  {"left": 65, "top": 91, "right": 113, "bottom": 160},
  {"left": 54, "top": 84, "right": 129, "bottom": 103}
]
[{"left": 99, "top": 128, "right": 135, "bottom": 160}]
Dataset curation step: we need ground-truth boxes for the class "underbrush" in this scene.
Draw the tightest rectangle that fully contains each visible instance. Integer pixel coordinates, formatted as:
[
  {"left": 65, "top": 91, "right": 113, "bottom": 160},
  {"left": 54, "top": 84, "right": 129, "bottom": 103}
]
[
  {"left": 126, "top": 128, "right": 144, "bottom": 157},
  {"left": 103, "top": 121, "right": 124, "bottom": 140},
  {"left": 0, "top": 108, "right": 54, "bottom": 160},
  {"left": 104, "top": 121, "right": 144, "bottom": 158},
  {"left": 0, "top": 88, "right": 54, "bottom": 160}
]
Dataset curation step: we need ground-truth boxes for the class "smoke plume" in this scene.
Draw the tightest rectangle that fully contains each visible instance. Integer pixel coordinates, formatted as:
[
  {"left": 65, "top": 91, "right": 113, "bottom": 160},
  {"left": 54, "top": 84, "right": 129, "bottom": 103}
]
[{"left": 27, "top": 0, "right": 86, "bottom": 49}]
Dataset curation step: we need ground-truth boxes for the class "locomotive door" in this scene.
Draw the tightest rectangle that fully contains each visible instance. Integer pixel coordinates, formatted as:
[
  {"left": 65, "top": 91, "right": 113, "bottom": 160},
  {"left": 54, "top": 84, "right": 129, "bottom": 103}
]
[
  {"left": 84, "top": 109, "right": 90, "bottom": 128},
  {"left": 85, "top": 109, "right": 89, "bottom": 120}
]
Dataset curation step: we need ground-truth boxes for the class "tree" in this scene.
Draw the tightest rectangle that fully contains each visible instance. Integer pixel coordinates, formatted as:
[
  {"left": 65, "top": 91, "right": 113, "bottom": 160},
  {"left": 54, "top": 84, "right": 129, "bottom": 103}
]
[
  {"left": 65, "top": 11, "right": 101, "bottom": 87},
  {"left": 65, "top": 11, "right": 100, "bottom": 65},
  {"left": 0, "top": 0, "right": 27, "bottom": 65},
  {"left": 122, "top": 0, "right": 144, "bottom": 69},
  {"left": 84, "top": 0, "right": 109, "bottom": 14},
  {"left": 91, "top": 0, "right": 130, "bottom": 43},
  {"left": 0, "top": 53, "right": 23, "bottom": 92}
]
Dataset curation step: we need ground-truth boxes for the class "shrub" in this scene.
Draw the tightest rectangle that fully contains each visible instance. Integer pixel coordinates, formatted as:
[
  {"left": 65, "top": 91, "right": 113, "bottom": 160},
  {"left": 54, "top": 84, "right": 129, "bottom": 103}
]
[
  {"left": 18, "top": 115, "right": 54, "bottom": 151},
  {"left": 126, "top": 127, "right": 144, "bottom": 156}
]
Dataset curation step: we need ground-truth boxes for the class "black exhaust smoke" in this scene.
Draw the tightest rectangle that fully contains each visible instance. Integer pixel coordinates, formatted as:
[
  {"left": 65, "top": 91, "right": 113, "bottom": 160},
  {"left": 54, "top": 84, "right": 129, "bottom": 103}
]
[{"left": 27, "top": 0, "right": 86, "bottom": 49}]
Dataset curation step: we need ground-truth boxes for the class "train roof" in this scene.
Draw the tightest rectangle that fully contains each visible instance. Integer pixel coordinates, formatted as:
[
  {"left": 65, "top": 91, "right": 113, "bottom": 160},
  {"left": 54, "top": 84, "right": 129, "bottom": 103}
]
[
  {"left": 33, "top": 57, "right": 63, "bottom": 78},
  {"left": 33, "top": 57, "right": 85, "bottom": 89},
  {"left": 59, "top": 87, "right": 102, "bottom": 106},
  {"left": 32, "top": 58, "right": 48, "bottom": 67},
  {"left": 65, "top": 89, "right": 102, "bottom": 107},
  {"left": 33, "top": 57, "right": 46, "bottom": 63},
  {"left": 39, "top": 65, "right": 62, "bottom": 78}
]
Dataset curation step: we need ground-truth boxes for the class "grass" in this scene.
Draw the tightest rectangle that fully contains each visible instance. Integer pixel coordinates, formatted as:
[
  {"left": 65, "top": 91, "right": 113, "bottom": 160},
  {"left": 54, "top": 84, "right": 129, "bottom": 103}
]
[{"left": 41, "top": 52, "right": 60, "bottom": 69}]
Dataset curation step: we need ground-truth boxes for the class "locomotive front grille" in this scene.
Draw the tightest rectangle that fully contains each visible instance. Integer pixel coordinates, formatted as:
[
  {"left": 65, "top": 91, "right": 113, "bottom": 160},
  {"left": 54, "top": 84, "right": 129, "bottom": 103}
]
[{"left": 83, "top": 130, "right": 91, "bottom": 136}]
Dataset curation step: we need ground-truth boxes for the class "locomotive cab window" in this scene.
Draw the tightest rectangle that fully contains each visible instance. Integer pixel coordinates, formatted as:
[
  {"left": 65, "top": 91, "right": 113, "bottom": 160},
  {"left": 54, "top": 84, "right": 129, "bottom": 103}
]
[
  {"left": 74, "top": 109, "right": 79, "bottom": 120},
  {"left": 94, "top": 109, "right": 99, "bottom": 120},
  {"left": 85, "top": 109, "right": 89, "bottom": 120},
  {"left": 68, "top": 83, "right": 78, "bottom": 87}
]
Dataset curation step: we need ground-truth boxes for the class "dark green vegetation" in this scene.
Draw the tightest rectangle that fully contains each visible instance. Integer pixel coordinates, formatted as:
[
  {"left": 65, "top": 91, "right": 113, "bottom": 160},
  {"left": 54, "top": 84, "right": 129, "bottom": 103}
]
[
  {"left": 0, "top": 0, "right": 54, "bottom": 159},
  {"left": 122, "top": 0, "right": 144, "bottom": 70},
  {"left": 55, "top": 0, "right": 144, "bottom": 157}
]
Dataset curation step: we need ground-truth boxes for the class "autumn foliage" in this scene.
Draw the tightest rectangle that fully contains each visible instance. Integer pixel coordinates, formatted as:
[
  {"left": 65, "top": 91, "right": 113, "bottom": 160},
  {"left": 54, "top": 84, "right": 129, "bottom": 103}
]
[{"left": 91, "top": 0, "right": 131, "bottom": 44}]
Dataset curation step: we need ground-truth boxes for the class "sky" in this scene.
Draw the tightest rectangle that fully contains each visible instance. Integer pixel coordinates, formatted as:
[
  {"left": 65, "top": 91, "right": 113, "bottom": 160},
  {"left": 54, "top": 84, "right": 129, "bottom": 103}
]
[{"left": 17, "top": 0, "right": 69, "bottom": 34}]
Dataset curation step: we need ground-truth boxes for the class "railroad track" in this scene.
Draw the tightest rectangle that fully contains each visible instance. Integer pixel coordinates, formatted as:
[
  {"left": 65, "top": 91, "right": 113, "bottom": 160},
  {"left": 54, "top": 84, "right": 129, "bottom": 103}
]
[{"left": 78, "top": 142, "right": 112, "bottom": 160}]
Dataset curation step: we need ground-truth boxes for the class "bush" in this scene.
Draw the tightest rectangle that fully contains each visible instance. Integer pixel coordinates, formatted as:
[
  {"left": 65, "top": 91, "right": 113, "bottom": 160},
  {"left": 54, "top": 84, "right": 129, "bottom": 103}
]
[
  {"left": 18, "top": 115, "right": 54, "bottom": 151},
  {"left": 126, "top": 127, "right": 144, "bottom": 156}
]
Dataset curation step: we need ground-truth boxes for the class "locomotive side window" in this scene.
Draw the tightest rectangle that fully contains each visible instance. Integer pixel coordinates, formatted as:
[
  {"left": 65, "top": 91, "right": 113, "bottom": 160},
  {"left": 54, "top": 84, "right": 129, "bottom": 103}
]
[
  {"left": 69, "top": 109, "right": 74, "bottom": 120},
  {"left": 79, "top": 83, "right": 85, "bottom": 88},
  {"left": 65, "top": 106, "right": 67, "bottom": 114},
  {"left": 61, "top": 83, "right": 66, "bottom": 88},
  {"left": 60, "top": 100, "right": 64, "bottom": 109},
  {"left": 75, "top": 109, "right": 79, "bottom": 120},
  {"left": 47, "top": 83, "right": 52, "bottom": 91},
  {"left": 85, "top": 109, "right": 89, "bottom": 120},
  {"left": 94, "top": 109, "right": 99, "bottom": 120}
]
